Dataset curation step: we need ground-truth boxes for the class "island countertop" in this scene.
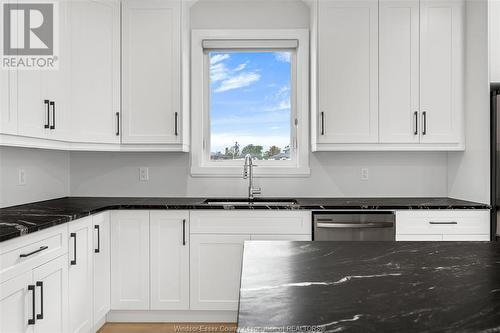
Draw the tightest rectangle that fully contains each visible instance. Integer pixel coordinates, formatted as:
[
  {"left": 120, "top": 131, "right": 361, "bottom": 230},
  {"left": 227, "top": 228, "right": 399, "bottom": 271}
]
[{"left": 237, "top": 241, "right": 500, "bottom": 333}]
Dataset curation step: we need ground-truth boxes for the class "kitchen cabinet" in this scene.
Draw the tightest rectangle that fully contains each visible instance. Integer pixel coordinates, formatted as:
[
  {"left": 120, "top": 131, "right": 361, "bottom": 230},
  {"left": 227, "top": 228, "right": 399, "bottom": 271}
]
[
  {"left": 396, "top": 210, "right": 490, "bottom": 241},
  {"left": 68, "top": 217, "right": 93, "bottom": 333},
  {"left": 110, "top": 210, "right": 150, "bottom": 310},
  {"left": 0, "top": 70, "right": 16, "bottom": 136},
  {"left": 0, "top": 237, "right": 68, "bottom": 333},
  {"left": 316, "top": 0, "right": 379, "bottom": 144},
  {"left": 92, "top": 212, "right": 111, "bottom": 328},
  {"left": 490, "top": 0, "right": 500, "bottom": 82},
  {"left": 189, "top": 211, "right": 311, "bottom": 311},
  {"left": 121, "top": 0, "right": 183, "bottom": 146},
  {"left": 312, "top": 0, "right": 465, "bottom": 151},
  {"left": 190, "top": 234, "right": 249, "bottom": 311},
  {"left": 69, "top": 0, "right": 121, "bottom": 144},
  {"left": 32, "top": 255, "right": 69, "bottom": 333},
  {"left": 150, "top": 211, "right": 190, "bottom": 310},
  {"left": 16, "top": 1, "right": 71, "bottom": 142},
  {"left": 419, "top": 0, "right": 464, "bottom": 145},
  {"left": 379, "top": 0, "right": 420, "bottom": 144}
]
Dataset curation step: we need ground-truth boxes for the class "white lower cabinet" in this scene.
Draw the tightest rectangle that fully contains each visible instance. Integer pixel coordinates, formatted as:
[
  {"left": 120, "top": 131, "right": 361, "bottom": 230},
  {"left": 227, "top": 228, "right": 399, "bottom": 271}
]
[
  {"left": 110, "top": 211, "right": 150, "bottom": 310},
  {"left": 92, "top": 212, "right": 111, "bottom": 328},
  {"left": 396, "top": 210, "right": 490, "bottom": 241},
  {"left": 68, "top": 217, "right": 93, "bottom": 333},
  {"left": 190, "top": 234, "right": 250, "bottom": 311},
  {"left": 150, "top": 211, "right": 190, "bottom": 310},
  {"left": 0, "top": 255, "right": 68, "bottom": 333},
  {"left": 189, "top": 211, "right": 312, "bottom": 311}
]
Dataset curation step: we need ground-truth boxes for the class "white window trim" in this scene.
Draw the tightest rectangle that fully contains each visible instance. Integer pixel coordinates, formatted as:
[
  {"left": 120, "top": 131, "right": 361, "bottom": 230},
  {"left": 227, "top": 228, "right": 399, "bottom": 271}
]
[{"left": 190, "top": 29, "right": 310, "bottom": 178}]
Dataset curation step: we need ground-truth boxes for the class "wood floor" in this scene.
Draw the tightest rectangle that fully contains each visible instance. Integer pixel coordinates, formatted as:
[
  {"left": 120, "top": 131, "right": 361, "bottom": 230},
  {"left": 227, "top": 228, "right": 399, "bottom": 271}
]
[{"left": 98, "top": 323, "right": 237, "bottom": 333}]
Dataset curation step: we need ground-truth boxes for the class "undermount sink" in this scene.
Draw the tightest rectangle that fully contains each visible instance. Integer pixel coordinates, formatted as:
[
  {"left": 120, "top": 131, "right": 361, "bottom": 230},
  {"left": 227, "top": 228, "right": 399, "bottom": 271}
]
[{"left": 203, "top": 198, "right": 298, "bottom": 206}]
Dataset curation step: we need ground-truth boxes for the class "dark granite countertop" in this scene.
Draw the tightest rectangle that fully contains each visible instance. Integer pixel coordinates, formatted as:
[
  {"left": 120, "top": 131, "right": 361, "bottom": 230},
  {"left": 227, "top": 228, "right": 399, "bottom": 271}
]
[
  {"left": 237, "top": 241, "right": 500, "bottom": 333},
  {"left": 0, "top": 196, "right": 489, "bottom": 242}
]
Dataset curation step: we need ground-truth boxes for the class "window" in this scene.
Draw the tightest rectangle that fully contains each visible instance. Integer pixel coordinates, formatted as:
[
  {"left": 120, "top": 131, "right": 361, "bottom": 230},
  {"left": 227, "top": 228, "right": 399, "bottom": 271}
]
[
  {"left": 191, "top": 30, "right": 310, "bottom": 177},
  {"left": 209, "top": 51, "right": 292, "bottom": 161}
]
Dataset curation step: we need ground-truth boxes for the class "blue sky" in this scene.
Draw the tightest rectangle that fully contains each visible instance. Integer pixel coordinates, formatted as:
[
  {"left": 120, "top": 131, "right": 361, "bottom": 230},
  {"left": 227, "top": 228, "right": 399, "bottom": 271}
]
[{"left": 209, "top": 51, "right": 291, "bottom": 153}]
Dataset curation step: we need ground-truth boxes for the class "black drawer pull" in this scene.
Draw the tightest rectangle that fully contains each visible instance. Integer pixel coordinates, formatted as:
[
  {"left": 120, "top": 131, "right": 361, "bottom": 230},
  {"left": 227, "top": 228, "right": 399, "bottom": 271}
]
[
  {"left": 94, "top": 225, "right": 100, "bottom": 253},
  {"left": 429, "top": 221, "right": 458, "bottom": 225},
  {"left": 174, "top": 112, "right": 179, "bottom": 136},
  {"left": 20, "top": 246, "right": 48, "bottom": 258},
  {"left": 28, "top": 285, "right": 36, "bottom": 325},
  {"left": 36, "top": 281, "right": 44, "bottom": 320},
  {"left": 422, "top": 111, "right": 427, "bottom": 135},
  {"left": 320, "top": 111, "right": 325, "bottom": 135},
  {"left": 44, "top": 100, "right": 50, "bottom": 129},
  {"left": 414, "top": 111, "right": 418, "bottom": 135},
  {"left": 70, "top": 233, "right": 77, "bottom": 265},
  {"left": 50, "top": 101, "right": 55, "bottom": 130}
]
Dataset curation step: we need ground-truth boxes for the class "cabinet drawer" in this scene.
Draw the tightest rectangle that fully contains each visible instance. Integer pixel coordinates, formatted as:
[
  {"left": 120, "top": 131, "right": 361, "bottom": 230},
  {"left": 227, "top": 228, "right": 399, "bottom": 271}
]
[
  {"left": 190, "top": 211, "right": 311, "bottom": 235},
  {"left": 0, "top": 224, "right": 68, "bottom": 283},
  {"left": 396, "top": 210, "right": 490, "bottom": 236}
]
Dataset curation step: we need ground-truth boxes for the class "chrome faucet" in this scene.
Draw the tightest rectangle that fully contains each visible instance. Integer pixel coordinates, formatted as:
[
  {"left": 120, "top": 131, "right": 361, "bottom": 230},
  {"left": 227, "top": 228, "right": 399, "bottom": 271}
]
[{"left": 243, "top": 154, "right": 261, "bottom": 200}]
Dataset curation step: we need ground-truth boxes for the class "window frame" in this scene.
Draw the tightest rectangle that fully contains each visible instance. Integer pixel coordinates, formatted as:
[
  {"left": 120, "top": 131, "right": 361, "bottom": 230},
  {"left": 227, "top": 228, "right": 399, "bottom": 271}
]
[{"left": 191, "top": 29, "right": 310, "bottom": 177}]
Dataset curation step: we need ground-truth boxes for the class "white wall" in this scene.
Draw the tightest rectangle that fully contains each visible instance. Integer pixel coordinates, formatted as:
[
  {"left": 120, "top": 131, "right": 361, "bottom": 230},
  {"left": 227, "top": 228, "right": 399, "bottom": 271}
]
[
  {"left": 0, "top": 147, "right": 70, "bottom": 208},
  {"left": 69, "top": 151, "right": 448, "bottom": 198},
  {"left": 447, "top": 0, "right": 490, "bottom": 204}
]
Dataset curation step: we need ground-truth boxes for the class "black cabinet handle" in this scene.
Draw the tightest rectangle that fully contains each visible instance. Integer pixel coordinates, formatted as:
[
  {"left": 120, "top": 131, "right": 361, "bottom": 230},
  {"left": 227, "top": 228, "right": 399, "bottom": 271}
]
[
  {"left": 28, "top": 285, "right": 36, "bottom": 325},
  {"left": 422, "top": 111, "right": 427, "bottom": 135},
  {"left": 182, "top": 219, "right": 186, "bottom": 246},
  {"left": 94, "top": 225, "right": 100, "bottom": 253},
  {"left": 70, "top": 233, "right": 77, "bottom": 265},
  {"left": 429, "top": 221, "right": 458, "bottom": 225},
  {"left": 174, "top": 112, "right": 179, "bottom": 136},
  {"left": 36, "top": 281, "right": 44, "bottom": 320},
  {"left": 414, "top": 111, "right": 418, "bottom": 135},
  {"left": 116, "top": 112, "right": 120, "bottom": 136},
  {"left": 44, "top": 100, "right": 50, "bottom": 129},
  {"left": 20, "top": 246, "right": 48, "bottom": 258},
  {"left": 320, "top": 112, "right": 325, "bottom": 135},
  {"left": 49, "top": 101, "right": 55, "bottom": 130}
]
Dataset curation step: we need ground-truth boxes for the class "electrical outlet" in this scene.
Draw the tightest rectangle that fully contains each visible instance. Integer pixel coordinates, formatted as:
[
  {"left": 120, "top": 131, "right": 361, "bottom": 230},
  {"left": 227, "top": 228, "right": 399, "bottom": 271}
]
[
  {"left": 139, "top": 167, "right": 149, "bottom": 181},
  {"left": 18, "top": 169, "right": 26, "bottom": 185},
  {"left": 360, "top": 168, "right": 369, "bottom": 181}
]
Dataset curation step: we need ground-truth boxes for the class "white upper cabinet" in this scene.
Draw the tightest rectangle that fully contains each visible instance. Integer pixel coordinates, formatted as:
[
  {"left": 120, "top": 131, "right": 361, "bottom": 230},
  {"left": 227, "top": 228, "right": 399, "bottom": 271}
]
[
  {"left": 121, "top": 0, "right": 183, "bottom": 146},
  {"left": 313, "top": 0, "right": 465, "bottom": 151},
  {"left": 70, "top": 0, "right": 121, "bottom": 144},
  {"left": 420, "top": 0, "right": 464, "bottom": 145},
  {"left": 0, "top": 70, "right": 16, "bottom": 136},
  {"left": 490, "top": 0, "right": 500, "bottom": 82},
  {"left": 317, "top": 0, "right": 379, "bottom": 144},
  {"left": 379, "top": 0, "right": 420, "bottom": 144}
]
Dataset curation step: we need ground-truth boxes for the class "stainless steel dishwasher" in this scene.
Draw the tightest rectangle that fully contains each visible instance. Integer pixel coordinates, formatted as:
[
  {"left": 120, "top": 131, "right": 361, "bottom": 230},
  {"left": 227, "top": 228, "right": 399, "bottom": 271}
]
[{"left": 313, "top": 212, "right": 395, "bottom": 241}]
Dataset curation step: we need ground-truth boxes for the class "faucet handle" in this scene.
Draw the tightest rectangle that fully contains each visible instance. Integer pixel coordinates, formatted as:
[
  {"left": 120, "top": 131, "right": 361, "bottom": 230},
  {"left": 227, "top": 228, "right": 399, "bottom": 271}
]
[{"left": 252, "top": 188, "right": 262, "bottom": 196}]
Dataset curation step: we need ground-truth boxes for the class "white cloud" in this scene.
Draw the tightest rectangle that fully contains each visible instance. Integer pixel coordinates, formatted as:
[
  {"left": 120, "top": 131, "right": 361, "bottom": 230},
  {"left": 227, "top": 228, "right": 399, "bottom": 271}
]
[
  {"left": 265, "top": 99, "right": 291, "bottom": 112},
  {"left": 215, "top": 73, "right": 261, "bottom": 93},
  {"left": 211, "top": 62, "right": 229, "bottom": 82},
  {"left": 274, "top": 52, "right": 291, "bottom": 63},
  {"left": 233, "top": 62, "right": 248, "bottom": 72},
  {"left": 210, "top": 54, "right": 230, "bottom": 65}
]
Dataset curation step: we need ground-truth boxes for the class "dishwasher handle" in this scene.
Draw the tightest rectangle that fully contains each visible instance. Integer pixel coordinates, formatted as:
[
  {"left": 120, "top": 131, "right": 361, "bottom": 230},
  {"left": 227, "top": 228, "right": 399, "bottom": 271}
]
[{"left": 316, "top": 222, "right": 393, "bottom": 229}]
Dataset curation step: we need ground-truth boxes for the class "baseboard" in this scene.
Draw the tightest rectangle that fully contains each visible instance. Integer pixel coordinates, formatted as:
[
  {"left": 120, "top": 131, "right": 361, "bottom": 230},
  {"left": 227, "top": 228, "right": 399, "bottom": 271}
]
[
  {"left": 94, "top": 315, "right": 107, "bottom": 332},
  {"left": 106, "top": 310, "right": 238, "bottom": 323}
]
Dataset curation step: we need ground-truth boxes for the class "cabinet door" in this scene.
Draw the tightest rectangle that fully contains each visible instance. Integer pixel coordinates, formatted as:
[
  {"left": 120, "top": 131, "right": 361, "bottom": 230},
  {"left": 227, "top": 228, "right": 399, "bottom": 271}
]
[
  {"left": 70, "top": 0, "right": 121, "bottom": 144},
  {"left": 150, "top": 211, "right": 189, "bottom": 310},
  {"left": 17, "top": 71, "right": 47, "bottom": 139},
  {"left": 420, "top": 0, "right": 464, "bottom": 144},
  {"left": 32, "top": 255, "right": 69, "bottom": 333},
  {"left": 490, "top": 0, "right": 500, "bottom": 82},
  {"left": 379, "top": 0, "right": 420, "bottom": 143},
  {"left": 122, "top": 0, "right": 181, "bottom": 144},
  {"left": 190, "top": 234, "right": 250, "bottom": 311},
  {"left": 318, "top": 0, "right": 378, "bottom": 144},
  {"left": 92, "top": 212, "right": 110, "bottom": 325},
  {"left": 0, "top": 271, "right": 33, "bottom": 333},
  {"left": 68, "top": 218, "right": 93, "bottom": 333},
  {"left": 110, "top": 211, "right": 150, "bottom": 310},
  {"left": 0, "top": 70, "right": 17, "bottom": 135},
  {"left": 396, "top": 234, "right": 443, "bottom": 241},
  {"left": 250, "top": 234, "right": 311, "bottom": 241}
]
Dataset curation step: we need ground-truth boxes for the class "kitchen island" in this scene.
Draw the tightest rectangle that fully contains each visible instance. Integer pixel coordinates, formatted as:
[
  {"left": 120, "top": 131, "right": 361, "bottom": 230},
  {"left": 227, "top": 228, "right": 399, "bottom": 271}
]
[{"left": 237, "top": 241, "right": 500, "bottom": 332}]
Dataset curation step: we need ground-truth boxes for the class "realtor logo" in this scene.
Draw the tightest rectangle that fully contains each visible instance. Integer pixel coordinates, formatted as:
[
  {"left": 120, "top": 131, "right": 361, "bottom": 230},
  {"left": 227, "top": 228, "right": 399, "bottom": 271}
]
[{"left": 1, "top": 1, "right": 59, "bottom": 70}]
